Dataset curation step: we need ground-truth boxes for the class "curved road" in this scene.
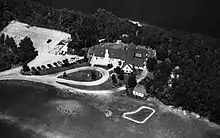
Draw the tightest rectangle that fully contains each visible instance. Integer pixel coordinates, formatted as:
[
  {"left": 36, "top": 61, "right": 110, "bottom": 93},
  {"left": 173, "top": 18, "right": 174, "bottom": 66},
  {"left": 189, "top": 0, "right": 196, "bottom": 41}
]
[
  {"left": 0, "top": 66, "right": 147, "bottom": 95},
  {"left": 0, "top": 66, "right": 128, "bottom": 95}
]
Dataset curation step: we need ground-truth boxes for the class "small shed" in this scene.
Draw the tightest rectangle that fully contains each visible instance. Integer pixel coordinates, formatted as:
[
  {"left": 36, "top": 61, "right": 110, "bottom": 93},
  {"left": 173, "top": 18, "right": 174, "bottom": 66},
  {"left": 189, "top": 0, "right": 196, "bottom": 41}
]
[{"left": 132, "top": 84, "right": 147, "bottom": 98}]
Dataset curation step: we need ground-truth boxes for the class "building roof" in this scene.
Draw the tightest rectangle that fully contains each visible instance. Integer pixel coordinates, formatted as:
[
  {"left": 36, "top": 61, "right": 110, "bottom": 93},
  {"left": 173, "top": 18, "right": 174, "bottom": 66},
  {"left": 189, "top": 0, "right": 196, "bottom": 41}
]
[
  {"left": 122, "top": 64, "right": 133, "bottom": 72},
  {"left": 133, "top": 85, "right": 146, "bottom": 94},
  {"left": 94, "top": 47, "right": 105, "bottom": 57},
  {"left": 108, "top": 48, "right": 127, "bottom": 59},
  {"left": 122, "top": 58, "right": 145, "bottom": 69},
  {"left": 90, "top": 42, "right": 149, "bottom": 66}
]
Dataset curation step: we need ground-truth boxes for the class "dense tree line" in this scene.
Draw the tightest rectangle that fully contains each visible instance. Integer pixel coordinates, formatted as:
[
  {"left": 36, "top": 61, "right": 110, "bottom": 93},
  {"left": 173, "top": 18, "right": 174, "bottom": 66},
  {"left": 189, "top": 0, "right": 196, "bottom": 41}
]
[
  {"left": 0, "top": 34, "right": 38, "bottom": 71},
  {"left": 1, "top": 0, "right": 220, "bottom": 124}
]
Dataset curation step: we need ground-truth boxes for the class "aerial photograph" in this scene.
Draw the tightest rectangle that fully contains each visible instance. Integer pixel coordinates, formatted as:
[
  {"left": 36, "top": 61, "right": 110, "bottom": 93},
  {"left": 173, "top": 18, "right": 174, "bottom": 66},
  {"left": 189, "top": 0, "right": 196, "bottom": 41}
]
[{"left": 0, "top": 0, "right": 220, "bottom": 137}]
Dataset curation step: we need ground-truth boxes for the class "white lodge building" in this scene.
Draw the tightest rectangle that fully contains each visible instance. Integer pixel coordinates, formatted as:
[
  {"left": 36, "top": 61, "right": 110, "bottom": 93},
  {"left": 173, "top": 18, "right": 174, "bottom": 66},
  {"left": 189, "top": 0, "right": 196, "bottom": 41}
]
[{"left": 88, "top": 42, "right": 155, "bottom": 73}]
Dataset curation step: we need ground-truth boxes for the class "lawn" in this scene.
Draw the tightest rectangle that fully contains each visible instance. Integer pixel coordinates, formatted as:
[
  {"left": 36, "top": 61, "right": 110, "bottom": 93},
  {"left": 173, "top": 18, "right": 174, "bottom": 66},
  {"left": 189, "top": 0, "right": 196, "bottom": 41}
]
[{"left": 58, "top": 69, "right": 102, "bottom": 82}]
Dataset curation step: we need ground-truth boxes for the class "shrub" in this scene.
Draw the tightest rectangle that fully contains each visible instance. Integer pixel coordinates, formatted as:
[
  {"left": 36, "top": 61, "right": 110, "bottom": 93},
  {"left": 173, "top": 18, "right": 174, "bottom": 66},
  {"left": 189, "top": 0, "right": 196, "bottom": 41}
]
[
  {"left": 111, "top": 74, "right": 118, "bottom": 85},
  {"left": 63, "top": 72, "right": 67, "bottom": 77},
  {"left": 118, "top": 73, "right": 124, "bottom": 80},
  {"left": 22, "top": 63, "right": 30, "bottom": 72},
  {"left": 107, "top": 64, "right": 113, "bottom": 69}
]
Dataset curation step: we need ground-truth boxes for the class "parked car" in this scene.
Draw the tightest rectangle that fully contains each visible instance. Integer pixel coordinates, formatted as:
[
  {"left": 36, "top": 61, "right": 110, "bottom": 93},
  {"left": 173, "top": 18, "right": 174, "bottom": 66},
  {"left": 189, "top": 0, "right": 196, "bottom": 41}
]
[
  {"left": 41, "top": 65, "right": 47, "bottom": 70},
  {"left": 57, "top": 61, "right": 63, "bottom": 65},
  {"left": 47, "top": 64, "right": 53, "bottom": 68},
  {"left": 53, "top": 62, "right": 59, "bottom": 67},
  {"left": 36, "top": 66, "right": 42, "bottom": 70}
]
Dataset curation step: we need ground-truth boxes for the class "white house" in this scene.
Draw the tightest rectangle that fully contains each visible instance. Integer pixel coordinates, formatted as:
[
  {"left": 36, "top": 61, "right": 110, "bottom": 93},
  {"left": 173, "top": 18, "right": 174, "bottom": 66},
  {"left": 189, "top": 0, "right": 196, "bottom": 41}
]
[
  {"left": 122, "top": 64, "right": 133, "bottom": 73},
  {"left": 88, "top": 42, "right": 152, "bottom": 73},
  {"left": 132, "top": 85, "right": 147, "bottom": 98}
]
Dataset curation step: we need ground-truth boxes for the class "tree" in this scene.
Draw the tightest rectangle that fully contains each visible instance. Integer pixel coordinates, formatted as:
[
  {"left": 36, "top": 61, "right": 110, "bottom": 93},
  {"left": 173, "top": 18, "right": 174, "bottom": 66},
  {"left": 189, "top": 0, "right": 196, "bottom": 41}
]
[
  {"left": 19, "top": 36, "right": 35, "bottom": 52},
  {"left": 127, "top": 72, "right": 137, "bottom": 88},
  {"left": 62, "top": 59, "right": 70, "bottom": 67},
  {"left": 107, "top": 64, "right": 113, "bottom": 69},
  {"left": 111, "top": 74, "right": 118, "bottom": 85},
  {"left": 118, "top": 72, "right": 124, "bottom": 80},
  {"left": 114, "top": 66, "right": 121, "bottom": 74},
  {"left": 63, "top": 72, "right": 67, "bottom": 78},
  {"left": 147, "top": 57, "right": 157, "bottom": 72},
  {"left": 156, "top": 46, "right": 168, "bottom": 61},
  {"left": 0, "top": 33, "right": 5, "bottom": 44},
  {"left": 22, "top": 63, "right": 30, "bottom": 72},
  {"left": 83, "top": 54, "right": 88, "bottom": 62},
  {"left": 90, "top": 70, "right": 97, "bottom": 80}
]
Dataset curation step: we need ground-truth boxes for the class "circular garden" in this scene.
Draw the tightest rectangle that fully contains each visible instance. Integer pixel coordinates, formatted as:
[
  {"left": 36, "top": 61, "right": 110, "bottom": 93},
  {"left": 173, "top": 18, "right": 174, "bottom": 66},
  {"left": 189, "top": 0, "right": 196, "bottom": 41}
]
[{"left": 60, "top": 69, "right": 102, "bottom": 82}]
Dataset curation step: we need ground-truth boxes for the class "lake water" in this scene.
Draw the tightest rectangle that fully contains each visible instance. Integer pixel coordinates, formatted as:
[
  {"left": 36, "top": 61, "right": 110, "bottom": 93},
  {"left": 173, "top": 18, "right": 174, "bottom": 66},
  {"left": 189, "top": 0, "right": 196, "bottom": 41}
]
[
  {"left": 0, "top": 121, "right": 36, "bottom": 138},
  {"left": 0, "top": 81, "right": 56, "bottom": 138}
]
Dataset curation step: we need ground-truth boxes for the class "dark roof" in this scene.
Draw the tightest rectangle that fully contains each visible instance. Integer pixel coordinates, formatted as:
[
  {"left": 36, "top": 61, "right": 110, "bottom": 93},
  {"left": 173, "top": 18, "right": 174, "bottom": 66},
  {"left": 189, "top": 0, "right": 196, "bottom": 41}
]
[
  {"left": 131, "top": 58, "right": 145, "bottom": 67},
  {"left": 102, "top": 43, "right": 127, "bottom": 50},
  {"left": 94, "top": 47, "right": 105, "bottom": 57},
  {"left": 108, "top": 48, "right": 127, "bottom": 59},
  {"left": 122, "top": 58, "right": 145, "bottom": 69},
  {"left": 90, "top": 42, "right": 147, "bottom": 66}
]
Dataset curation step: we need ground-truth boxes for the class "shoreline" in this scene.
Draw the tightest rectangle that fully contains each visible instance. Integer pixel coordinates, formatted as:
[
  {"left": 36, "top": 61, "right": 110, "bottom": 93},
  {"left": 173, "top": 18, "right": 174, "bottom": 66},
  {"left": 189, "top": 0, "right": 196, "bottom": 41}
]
[{"left": 1, "top": 79, "right": 219, "bottom": 129}]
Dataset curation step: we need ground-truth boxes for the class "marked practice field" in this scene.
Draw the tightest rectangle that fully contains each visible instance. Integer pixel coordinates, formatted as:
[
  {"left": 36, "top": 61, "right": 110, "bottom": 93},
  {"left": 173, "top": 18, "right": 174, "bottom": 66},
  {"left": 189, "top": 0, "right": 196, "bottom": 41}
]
[{"left": 123, "top": 106, "right": 155, "bottom": 124}]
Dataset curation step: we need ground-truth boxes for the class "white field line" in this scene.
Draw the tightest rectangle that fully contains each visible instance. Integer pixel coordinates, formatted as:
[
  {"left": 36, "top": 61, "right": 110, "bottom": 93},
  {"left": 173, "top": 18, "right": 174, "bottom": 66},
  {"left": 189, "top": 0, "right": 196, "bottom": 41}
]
[{"left": 122, "top": 106, "right": 155, "bottom": 124}]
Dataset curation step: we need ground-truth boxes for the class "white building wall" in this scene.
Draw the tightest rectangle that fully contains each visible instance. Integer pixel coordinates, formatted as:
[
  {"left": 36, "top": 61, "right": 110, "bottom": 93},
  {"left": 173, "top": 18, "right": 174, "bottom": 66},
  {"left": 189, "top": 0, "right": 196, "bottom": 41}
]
[{"left": 122, "top": 64, "right": 133, "bottom": 73}]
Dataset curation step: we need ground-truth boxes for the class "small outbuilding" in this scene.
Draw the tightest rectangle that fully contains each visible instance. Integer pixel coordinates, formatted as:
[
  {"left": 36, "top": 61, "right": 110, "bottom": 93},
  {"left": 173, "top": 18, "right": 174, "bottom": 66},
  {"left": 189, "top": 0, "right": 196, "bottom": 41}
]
[{"left": 132, "top": 84, "right": 147, "bottom": 98}]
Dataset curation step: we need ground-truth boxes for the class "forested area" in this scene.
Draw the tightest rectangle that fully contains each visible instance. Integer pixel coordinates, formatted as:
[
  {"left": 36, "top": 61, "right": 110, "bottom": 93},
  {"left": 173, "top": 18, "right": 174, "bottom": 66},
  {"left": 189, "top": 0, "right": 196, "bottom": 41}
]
[
  {"left": 0, "top": 34, "right": 38, "bottom": 71},
  {"left": 1, "top": 0, "right": 220, "bottom": 124}
]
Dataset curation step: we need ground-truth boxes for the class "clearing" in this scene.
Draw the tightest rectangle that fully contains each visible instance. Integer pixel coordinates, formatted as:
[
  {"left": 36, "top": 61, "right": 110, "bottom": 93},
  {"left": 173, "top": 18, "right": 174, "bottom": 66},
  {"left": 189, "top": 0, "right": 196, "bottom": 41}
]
[{"left": 1, "top": 20, "right": 73, "bottom": 67}]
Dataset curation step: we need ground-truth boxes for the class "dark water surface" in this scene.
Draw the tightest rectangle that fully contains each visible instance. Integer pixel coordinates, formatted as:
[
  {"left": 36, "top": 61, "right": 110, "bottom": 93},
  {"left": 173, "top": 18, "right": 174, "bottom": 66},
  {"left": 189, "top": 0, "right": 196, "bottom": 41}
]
[
  {"left": 0, "top": 80, "right": 58, "bottom": 138},
  {"left": 0, "top": 80, "right": 220, "bottom": 138},
  {"left": 0, "top": 121, "right": 36, "bottom": 138},
  {"left": 3, "top": 0, "right": 220, "bottom": 38}
]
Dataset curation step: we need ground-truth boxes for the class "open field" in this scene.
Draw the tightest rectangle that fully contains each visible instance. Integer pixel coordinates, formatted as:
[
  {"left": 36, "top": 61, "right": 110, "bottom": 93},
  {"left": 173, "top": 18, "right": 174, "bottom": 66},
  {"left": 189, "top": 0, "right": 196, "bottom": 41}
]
[
  {"left": 1, "top": 21, "right": 71, "bottom": 54},
  {"left": 1, "top": 20, "right": 73, "bottom": 67}
]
